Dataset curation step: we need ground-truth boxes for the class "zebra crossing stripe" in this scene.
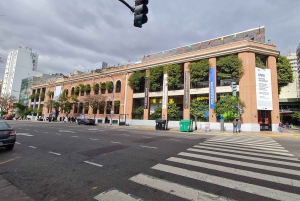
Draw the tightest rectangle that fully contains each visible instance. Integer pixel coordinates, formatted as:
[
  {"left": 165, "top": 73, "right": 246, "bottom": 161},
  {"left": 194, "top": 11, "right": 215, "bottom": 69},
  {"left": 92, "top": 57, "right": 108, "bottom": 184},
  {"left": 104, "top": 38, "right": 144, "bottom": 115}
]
[
  {"left": 199, "top": 143, "right": 294, "bottom": 156},
  {"left": 167, "top": 157, "right": 300, "bottom": 188},
  {"left": 193, "top": 145, "right": 299, "bottom": 161},
  {"left": 129, "top": 174, "right": 230, "bottom": 201},
  {"left": 178, "top": 152, "right": 300, "bottom": 176},
  {"left": 187, "top": 148, "right": 300, "bottom": 168},
  {"left": 208, "top": 139, "right": 281, "bottom": 146},
  {"left": 208, "top": 138, "right": 279, "bottom": 144},
  {"left": 207, "top": 140, "right": 285, "bottom": 149},
  {"left": 94, "top": 189, "right": 141, "bottom": 201},
  {"left": 204, "top": 141, "right": 288, "bottom": 152},
  {"left": 152, "top": 164, "right": 300, "bottom": 201}
]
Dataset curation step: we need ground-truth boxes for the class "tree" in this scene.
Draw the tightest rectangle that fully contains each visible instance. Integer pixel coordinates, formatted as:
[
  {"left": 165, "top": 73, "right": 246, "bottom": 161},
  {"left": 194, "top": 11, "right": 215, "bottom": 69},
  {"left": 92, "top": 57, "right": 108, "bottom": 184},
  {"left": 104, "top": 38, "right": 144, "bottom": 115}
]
[
  {"left": 214, "top": 95, "right": 245, "bottom": 122},
  {"left": 105, "top": 81, "right": 114, "bottom": 92},
  {"left": 93, "top": 83, "right": 100, "bottom": 94},
  {"left": 128, "top": 71, "right": 145, "bottom": 92},
  {"left": 166, "top": 64, "right": 182, "bottom": 89},
  {"left": 256, "top": 57, "right": 266, "bottom": 69},
  {"left": 189, "top": 59, "right": 210, "bottom": 88},
  {"left": 34, "top": 108, "right": 43, "bottom": 116},
  {"left": 132, "top": 106, "right": 144, "bottom": 119},
  {"left": 0, "top": 94, "right": 17, "bottom": 114},
  {"left": 277, "top": 55, "right": 294, "bottom": 93},
  {"left": 147, "top": 66, "right": 164, "bottom": 91},
  {"left": 149, "top": 106, "right": 162, "bottom": 120},
  {"left": 217, "top": 54, "right": 243, "bottom": 80},
  {"left": 167, "top": 102, "right": 180, "bottom": 121},
  {"left": 190, "top": 99, "right": 209, "bottom": 130},
  {"left": 84, "top": 95, "right": 106, "bottom": 119}
]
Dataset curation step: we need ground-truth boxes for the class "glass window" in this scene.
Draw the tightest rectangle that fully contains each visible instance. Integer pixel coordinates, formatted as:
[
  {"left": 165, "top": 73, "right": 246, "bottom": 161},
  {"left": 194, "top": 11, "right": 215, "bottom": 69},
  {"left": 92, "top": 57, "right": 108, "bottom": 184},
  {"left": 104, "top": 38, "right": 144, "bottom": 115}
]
[{"left": 0, "top": 122, "right": 10, "bottom": 129}]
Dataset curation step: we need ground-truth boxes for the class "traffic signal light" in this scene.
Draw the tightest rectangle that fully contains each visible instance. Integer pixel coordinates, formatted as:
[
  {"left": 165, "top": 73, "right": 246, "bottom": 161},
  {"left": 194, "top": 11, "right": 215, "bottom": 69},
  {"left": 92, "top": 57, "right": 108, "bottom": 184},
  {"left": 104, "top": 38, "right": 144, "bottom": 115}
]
[
  {"left": 134, "top": 0, "right": 148, "bottom": 28},
  {"left": 231, "top": 82, "right": 237, "bottom": 96}
]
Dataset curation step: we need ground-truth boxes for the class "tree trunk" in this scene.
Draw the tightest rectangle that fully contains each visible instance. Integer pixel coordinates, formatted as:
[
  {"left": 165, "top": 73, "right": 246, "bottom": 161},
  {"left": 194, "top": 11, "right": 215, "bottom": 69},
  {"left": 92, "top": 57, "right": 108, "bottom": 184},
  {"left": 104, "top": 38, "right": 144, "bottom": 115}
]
[{"left": 194, "top": 116, "right": 198, "bottom": 130}]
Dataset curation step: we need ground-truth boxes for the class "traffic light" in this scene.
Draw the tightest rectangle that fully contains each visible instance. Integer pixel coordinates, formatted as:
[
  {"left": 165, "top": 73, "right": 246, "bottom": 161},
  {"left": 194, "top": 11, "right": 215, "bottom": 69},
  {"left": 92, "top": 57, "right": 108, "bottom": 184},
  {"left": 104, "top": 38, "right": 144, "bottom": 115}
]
[
  {"left": 134, "top": 0, "right": 148, "bottom": 28},
  {"left": 231, "top": 82, "right": 237, "bottom": 96}
]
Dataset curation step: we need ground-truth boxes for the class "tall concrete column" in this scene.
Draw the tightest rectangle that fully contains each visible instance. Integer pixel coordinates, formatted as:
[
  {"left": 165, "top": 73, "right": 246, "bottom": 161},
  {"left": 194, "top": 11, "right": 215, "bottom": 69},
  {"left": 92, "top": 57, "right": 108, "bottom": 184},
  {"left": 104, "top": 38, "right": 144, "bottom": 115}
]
[
  {"left": 162, "top": 73, "right": 168, "bottom": 120},
  {"left": 143, "top": 70, "right": 150, "bottom": 120},
  {"left": 125, "top": 72, "right": 134, "bottom": 119},
  {"left": 183, "top": 62, "right": 190, "bottom": 119},
  {"left": 268, "top": 56, "right": 280, "bottom": 126},
  {"left": 238, "top": 52, "right": 257, "bottom": 124},
  {"left": 209, "top": 58, "right": 217, "bottom": 122}
]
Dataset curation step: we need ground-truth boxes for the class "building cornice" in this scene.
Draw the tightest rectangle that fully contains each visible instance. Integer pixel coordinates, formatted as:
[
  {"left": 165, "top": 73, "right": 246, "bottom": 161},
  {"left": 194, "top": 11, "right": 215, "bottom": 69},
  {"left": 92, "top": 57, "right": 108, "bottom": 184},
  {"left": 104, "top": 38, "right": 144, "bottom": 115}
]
[{"left": 32, "top": 40, "right": 279, "bottom": 89}]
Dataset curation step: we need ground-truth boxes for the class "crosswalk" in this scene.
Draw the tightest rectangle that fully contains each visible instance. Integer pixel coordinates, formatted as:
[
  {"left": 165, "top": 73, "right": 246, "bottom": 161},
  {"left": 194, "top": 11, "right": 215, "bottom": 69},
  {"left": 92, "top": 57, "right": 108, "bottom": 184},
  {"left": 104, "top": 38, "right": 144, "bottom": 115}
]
[{"left": 94, "top": 136, "right": 300, "bottom": 201}]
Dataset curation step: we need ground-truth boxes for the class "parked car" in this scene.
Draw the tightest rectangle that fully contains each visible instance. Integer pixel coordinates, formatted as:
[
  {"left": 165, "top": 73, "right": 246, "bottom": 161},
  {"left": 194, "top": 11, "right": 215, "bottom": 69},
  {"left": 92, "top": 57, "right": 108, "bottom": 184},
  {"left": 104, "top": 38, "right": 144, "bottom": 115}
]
[
  {"left": 0, "top": 122, "right": 16, "bottom": 150},
  {"left": 5, "top": 115, "right": 13, "bottom": 120},
  {"left": 78, "top": 118, "right": 95, "bottom": 125}
]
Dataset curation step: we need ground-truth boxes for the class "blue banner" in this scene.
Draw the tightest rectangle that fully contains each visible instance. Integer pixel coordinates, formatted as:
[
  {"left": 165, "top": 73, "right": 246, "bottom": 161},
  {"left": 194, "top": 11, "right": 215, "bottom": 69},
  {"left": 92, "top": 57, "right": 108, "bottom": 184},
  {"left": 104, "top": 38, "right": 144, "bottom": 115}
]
[{"left": 209, "top": 68, "right": 216, "bottom": 109}]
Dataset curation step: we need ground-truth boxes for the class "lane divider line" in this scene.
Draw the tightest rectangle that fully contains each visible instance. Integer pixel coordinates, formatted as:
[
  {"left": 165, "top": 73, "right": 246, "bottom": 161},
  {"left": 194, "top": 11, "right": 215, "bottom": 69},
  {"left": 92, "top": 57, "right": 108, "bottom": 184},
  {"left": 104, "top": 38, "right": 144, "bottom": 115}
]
[
  {"left": 28, "top": 146, "right": 37, "bottom": 149},
  {"left": 49, "top": 151, "right": 61, "bottom": 156},
  {"left": 111, "top": 141, "right": 121, "bottom": 144},
  {"left": 140, "top": 145, "right": 157, "bottom": 149},
  {"left": 84, "top": 161, "right": 103, "bottom": 167}
]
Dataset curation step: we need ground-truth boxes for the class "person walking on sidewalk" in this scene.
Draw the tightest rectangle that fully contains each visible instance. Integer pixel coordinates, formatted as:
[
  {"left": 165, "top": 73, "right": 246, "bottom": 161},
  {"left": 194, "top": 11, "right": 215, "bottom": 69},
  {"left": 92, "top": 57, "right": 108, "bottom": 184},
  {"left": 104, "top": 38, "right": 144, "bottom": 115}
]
[
  {"left": 233, "top": 118, "right": 238, "bottom": 134},
  {"left": 278, "top": 122, "right": 284, "bottom": 132}
]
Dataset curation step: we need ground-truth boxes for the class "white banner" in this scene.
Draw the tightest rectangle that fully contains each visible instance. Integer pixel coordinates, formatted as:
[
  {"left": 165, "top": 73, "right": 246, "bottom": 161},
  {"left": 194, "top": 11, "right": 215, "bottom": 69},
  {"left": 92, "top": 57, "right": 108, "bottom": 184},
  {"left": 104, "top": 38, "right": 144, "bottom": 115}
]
[
  {"left": 54, "top": 86, "right": 62, "bottom": 101},
  {"left": 255, "top": 68, "right": 273, "bottom": 110},
  {"left": 162, "top": 74, "right": 168, "bottom": 109}
]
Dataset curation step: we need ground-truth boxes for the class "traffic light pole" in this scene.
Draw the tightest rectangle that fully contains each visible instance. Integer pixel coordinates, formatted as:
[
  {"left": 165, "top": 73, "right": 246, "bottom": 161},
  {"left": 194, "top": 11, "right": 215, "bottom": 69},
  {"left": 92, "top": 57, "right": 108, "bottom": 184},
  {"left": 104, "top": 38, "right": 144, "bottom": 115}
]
[{"left": 118, "top": 0, "right": 135, "bottom": 12}]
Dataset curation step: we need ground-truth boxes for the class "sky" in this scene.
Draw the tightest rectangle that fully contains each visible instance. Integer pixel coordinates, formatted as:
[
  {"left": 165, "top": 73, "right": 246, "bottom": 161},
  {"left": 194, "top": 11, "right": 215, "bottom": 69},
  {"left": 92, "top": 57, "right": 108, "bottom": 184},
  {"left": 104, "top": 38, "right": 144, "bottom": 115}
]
[{"left": 0, "top": 0, "right": 299, "bottom": 79}]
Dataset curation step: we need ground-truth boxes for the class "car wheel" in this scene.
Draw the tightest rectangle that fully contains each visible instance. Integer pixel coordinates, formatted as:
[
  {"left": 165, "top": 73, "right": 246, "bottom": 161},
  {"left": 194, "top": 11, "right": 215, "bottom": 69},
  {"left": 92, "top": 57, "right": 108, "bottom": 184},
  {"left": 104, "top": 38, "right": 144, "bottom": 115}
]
[{"left": 5, "top": 144, "right": 14, "bottom": 150}]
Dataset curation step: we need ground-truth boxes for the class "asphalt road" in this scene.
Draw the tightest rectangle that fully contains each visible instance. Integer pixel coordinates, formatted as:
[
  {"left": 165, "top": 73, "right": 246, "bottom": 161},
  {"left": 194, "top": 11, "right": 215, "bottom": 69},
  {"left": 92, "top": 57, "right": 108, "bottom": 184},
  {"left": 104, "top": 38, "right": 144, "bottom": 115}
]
[{"left": 0, "top": 121, "right": 300, "bottom": 201}]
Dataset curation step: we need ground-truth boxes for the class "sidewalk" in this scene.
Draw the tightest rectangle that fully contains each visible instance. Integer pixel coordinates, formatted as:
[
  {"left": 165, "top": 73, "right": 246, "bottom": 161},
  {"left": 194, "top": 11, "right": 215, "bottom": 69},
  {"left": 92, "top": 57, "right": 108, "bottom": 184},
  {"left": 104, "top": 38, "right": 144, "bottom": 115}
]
[{"left": 0, "top": 175, "right": 34, "bottom": 201}]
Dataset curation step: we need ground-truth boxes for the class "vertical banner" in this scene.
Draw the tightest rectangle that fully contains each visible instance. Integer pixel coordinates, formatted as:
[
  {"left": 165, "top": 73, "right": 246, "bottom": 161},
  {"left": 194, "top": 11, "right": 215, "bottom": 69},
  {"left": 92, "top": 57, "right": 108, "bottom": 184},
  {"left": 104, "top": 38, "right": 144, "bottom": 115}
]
[
  {"left": 184, "top": 71, "right": 189, "bottom": 109},
  {"left": 209, "top": 68, "right": 216, "bottom": 109},
  {"left": 144, "top": 80, "right": 148, "bottom": 109},
  {"left": 162, "top": 74, "right": 168, "bottom": 109},
  {"left": 255, "top": 67, "right": 273, "bottom": 110}
]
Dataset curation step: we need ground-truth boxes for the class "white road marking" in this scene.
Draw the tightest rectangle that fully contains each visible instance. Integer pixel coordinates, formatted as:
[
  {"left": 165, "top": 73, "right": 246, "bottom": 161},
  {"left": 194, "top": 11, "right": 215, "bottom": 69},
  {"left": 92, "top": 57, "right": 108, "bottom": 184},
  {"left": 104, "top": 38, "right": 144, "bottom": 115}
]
[
  {"left": 111, "top": 141, "right": 121, "bottom": 144},
  {"left": 130, "top": 174, "right": 228, "bottom": 201},
  {"left": 71, "top": 136, "right": 79, "bottom": 138},
  {"left": 142, "top": 136, "right": 152, "bottom": 138},
  {"left": 140, "top": 145, "right": 157, "bottom": 149},
  {"left": 179, "top": 152, "right": 300, "bottom": 176},
  {"left": 208, "top": 139, "right": 282, "bottom": 147},
  {"left": 152, "top": 164, "right": 300, "bottom": 201},
  {"left": 49, "top": 151, "right": 61, "bottom": 156},
  {"left": 207, "top": 140, "right": 285, "bottom": 149},
  {"left": 123, "top": 134, "right": 130, "bottom": 136},
  {"left": 59, "top": 130, "right": 75, "bottom": 133},
  {"left": 84, "top": 161, "right": 103, "bottom": 167},
  {"left": 90, "top": 138, "right": 99, "bottom": 141},
  {"left": 168, "top": 157, "right": 300, "bottom": 188},
  {"left": 88, "top": 129, "right": 98, "bottom": 130},
  {"left": 187, "top": 148, "right": 300, "bottom": 167},
  {"left": 193, "top": 145, "right": 299, "bottom": 161},
  {"left": 15, "top": 142, "right": 20, "bottom": 144},
  {"left": 28, "top": 146, "right": 37, "bottom": 149},
  {"left": 56, "top": 133, "right": 62, "bottom": 135},
  {"left": 98, "top": 130, "right": 104, "bottom": 131},
  {"left": 34, "top": 130, "right": 38, "bottom": 132},
  {"left": 199, "top": 143, "right": 294, "bottom": 156},
  {"left": 94, "top": 189, "right": 141, "bottom": 201},
  {"left": 17, "top": 133, "right": 34, "bottom": 136}
]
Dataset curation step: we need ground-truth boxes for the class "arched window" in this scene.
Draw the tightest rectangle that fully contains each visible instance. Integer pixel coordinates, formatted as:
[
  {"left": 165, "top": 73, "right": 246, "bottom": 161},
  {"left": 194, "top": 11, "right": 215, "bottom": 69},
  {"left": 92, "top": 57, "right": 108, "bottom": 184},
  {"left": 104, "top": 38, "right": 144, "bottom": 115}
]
[
  {"left": 116, "top": 80, "right": 121, "bottom": 93},
  {"left": 71, "top": 87, "right": 75, "bottom": 95}
]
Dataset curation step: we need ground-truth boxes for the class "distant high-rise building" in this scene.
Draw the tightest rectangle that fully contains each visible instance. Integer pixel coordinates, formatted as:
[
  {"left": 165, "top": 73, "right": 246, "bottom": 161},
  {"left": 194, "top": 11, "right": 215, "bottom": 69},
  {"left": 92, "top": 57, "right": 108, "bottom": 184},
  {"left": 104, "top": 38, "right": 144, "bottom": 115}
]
[
  {"left": 1, "top": 46, "right": 41, "bottom": 100},
  {"left": 92, "top": 62, "right": 108, "bottom": 70}
]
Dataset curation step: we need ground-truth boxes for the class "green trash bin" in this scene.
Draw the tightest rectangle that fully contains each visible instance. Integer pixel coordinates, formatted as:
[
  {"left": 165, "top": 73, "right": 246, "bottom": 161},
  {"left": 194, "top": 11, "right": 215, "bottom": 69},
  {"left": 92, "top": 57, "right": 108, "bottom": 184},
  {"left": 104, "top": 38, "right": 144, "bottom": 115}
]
[{"left": 179, "top": 120, "right": 193, "bottom": 132}]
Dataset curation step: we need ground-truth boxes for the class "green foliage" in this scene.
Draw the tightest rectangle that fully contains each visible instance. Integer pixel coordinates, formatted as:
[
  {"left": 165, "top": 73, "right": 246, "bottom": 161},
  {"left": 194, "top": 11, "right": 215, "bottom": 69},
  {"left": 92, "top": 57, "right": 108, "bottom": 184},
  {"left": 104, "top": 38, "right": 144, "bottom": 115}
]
[
  {"left": 128, "top": 71, "right": 146, "bottom": 91},
  {"left": 47, "top": 91, "right": 54, "bottom": 98},
  {"left": 291, "top": 111, "right": 300, "bottom": 121},
  {"left": 132, "top": 106, "right": 144, "bottom": 119},
  {"left": 30, "top": 94, "right": 35, "bottom": 99},
  {"left": 256, "top": 57, "right": 266, "bottom": 69},
  {"left": 34, "top": 108, "right": 43, "bottom": 115},
  {"left": 147, "top": 66, "right": 164, "bottom": 90},
  {"left": 149, "top": 106, "right": 162, "bottom": 120},
  {"left": 277, "top": 55, "right": 294, "bottom": 93},
  {"left": 79, "top": 84, "right": 85, "bottom": 92},
  {"left": 114, "top": 100, "right": 120, "bottom": 107},
  {"left": 167, "top": 102, "right": 180, "bottom": 121},
  {"left": 93, "top": 83, "right": 100, "bottom": 92},
  {"left": 214, "top": 95, "right": 245, "bottom": 122},
  {"left": 105, "top": 81, "right": 113, "bottom": 90},
  {"left": 84, "top": 84, "right": 91, "bottom": 92},
  {"left": 35, "top": 93, "right": 40, "bottom": 99},
  {"left": 94, "top": 69, "right": 102, "bottom": 73},
  {"left": 190, "top": 99, "right": 209, "bottom": 120},
  {"left": 74, "top": 86, "right": 80, "bottom": 93},
  {"left": 100, "top": 82, "right": 106, "bottom": 90},
  {"left": 166, "top": 64, "right": 182, "bottom": 87},
  {"left": 83, "top": 102, "right": 89, "bottom": 110},
  {"left": 217, "top": 55, "right": 243, "bottom": 80},
  {"left": 40, "top": 92, "right": 45, "bottom": 100},
  {"left": 189, "top": 59, "right": 210, "bottom": 84}
]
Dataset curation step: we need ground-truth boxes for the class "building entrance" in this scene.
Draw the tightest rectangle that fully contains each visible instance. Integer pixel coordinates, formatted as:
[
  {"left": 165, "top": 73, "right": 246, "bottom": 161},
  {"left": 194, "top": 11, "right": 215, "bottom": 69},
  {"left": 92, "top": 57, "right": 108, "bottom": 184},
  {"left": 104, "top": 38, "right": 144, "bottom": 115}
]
[{"left": 258, "top": 110, "right": 271, "bottom": 131}]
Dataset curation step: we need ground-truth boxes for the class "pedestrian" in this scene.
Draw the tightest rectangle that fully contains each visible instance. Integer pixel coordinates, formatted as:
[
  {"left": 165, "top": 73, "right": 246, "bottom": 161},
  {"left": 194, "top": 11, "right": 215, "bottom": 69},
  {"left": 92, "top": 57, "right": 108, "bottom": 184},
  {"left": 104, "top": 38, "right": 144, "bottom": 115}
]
[
  {"left": 233, "top": 118, "right": 238, "bottom": 134},
  {"left": 68, "top": 116, "right": 71, "bottom": 123},
  {"left": 237, "top": 118, "right": 242, "bottom": 133},
  {"left": 105, "top": 116, "right": 108, "bottom": 124},
  {"left": 278, "top": 122, "right": 284, "bottom": 132}
]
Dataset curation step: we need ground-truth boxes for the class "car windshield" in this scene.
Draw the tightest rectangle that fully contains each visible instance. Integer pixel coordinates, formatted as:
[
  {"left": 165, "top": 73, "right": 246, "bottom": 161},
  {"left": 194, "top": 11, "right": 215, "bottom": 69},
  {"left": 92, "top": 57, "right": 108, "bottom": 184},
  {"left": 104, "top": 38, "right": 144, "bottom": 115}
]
[{"left": 0, "top": 122, "right": 10, "bottom": 129}]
